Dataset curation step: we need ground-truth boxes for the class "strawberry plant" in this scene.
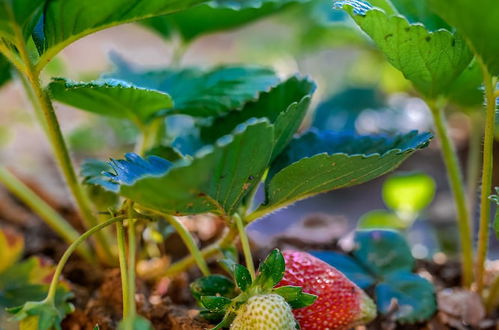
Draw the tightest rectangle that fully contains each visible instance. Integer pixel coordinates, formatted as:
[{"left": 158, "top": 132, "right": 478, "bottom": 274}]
[{"left": 0, "top": 0, "right": 497, "bottom": 328}]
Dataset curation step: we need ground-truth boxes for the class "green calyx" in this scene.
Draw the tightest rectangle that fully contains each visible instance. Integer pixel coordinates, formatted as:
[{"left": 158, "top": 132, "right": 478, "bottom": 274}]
[{"left": 190, "top": 249, "right": 316, "bottom": 329}]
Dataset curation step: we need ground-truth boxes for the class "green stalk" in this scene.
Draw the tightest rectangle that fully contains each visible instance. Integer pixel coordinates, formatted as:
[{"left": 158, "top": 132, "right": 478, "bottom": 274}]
[
  {"left": 234, "top": 214, "right": 255, "bottom": 280},
  {"left": 44, "top": 216, "right": 125, "bottom": 305},
  {"left": 475, "top": 62, "right": 497, "bottom": 294},
  {"left": 125, "top": 219, "right": 137, "bottom": 329},
  {"left": 0, "top": 167, "right": 93, "bottom": 262},
  {"left": 427, "top": 99, "right": 473, "bottom": 287},
  {"left": 466, "top": 111, "right": 484, "bottom": 216},
  {"left": 9, "top": 18, "right": 113, "bottom": 263},
  {"left": 116, "top": 221, "right": 129, "bottom": 318},
  {"left": 161, "top": 213, "right": 210, "bottom": 276}
]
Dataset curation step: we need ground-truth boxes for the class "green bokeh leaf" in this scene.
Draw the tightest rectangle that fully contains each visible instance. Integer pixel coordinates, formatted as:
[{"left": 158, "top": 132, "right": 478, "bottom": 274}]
[
  {"left": 353, "top": 230, "right": 414, "bottom": 276},
  {"left": 49, "top": 78, "right": 173, "bottom": 124},
  {"left": 102, "top": 119, "right": 274, "bottom": 216},
  {"left": 259, "top": 130, "right": 432, "bottom": 215},
  {"left": 106, "top": 56, "right": 280, "bottom": 117},
  {"left": 375, "top": 271, "right": 436, "bottom": 323},
  {"left": 335, "top": 0, "right": 473, "bottom": 98},
  {"left": 428, "top": 0, "right": 499, "bottom": 76},
  {"left": 0, "top": 228, "right": 23, "bottom": 273},
  {"left": 0, "top": 55, "right": 11, "bottom": 87},
  {"left": 201, "top": 76, "right": 316, "bottom": 160},
  {"left": 143, "top": 0, "right": 306, "bottom": 43},
  {"left": 33, "top": 0, "right": 208, "bottom": 61},
  {"left": 358, "top": 209, "right": 407, "bottom": 230},
  {"left": 382, "top": 172, "right": 436, "bottom": 215}
]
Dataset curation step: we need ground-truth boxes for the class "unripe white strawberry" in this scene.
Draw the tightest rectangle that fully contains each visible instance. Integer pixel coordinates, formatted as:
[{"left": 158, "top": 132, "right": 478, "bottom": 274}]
[{"left": 231, "top": 294, "right": 296, "bottom": 330}]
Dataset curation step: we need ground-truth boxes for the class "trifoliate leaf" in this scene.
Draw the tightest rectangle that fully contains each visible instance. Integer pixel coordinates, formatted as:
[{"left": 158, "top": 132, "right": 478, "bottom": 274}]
[
  {"left": 382, "top": 172, "right": 436, "bottom": 215},
  {"left": 0, "top": 228, "right": 23, "bottom": 273},
  {"left": 105, "top": 56, "right": 280, "bottom": 117},
  {"left": 93, "top": 119, "right": 274, "bottom": 216},
  {"left": 428, "top": 0, "right": 499, "bottom": 76},
  {"left": 358, "top": 210, "right": 408, "bottom": 230},
  {"left": 353, "top": 230, "right": 414, "bottom": 276},
  {"left": 191, "top": 275, "right": 236, "bottom": 303},
  {"left": 335, "top": 0, "right": 473, "bottom": 98},
  {"left": 143, "top": 0, "right": 306, "bottom": 43},
  {"left": 258, "top": 130, "right": 432, "bottom": 216},
  {"left": 375, "top": 271, "right": 436, "bottom": 323},
  {"left": 309, "top": 251, "right": 375, "bottom": 289},
  {"left": 201, "top": 76, "right": 316, "bottom": 160},
  {"left": 33, "top": 0, "right": 209, "bottom": 65},
  {"left": 49, "top": 78, "right": 173, "bottom": 124}
]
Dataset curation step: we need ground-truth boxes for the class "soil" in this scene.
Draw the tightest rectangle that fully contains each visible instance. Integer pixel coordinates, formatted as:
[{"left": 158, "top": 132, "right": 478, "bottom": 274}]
[{"left": 1, "top": 181, "right": 498, "bottom": 329}]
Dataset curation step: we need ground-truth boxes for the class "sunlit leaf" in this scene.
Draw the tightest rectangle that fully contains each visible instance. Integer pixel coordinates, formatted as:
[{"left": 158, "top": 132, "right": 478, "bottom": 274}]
[
  {"left": 382, "top": 172, "right": 436, "bottom": 215},
  {"left": 335, "top": 0, "right": 473, "bottom": 98},
  {"left": 94, "top": 119, "right": 274, "bottom": 216},
  {"left": 376, "top": 271, "right": 436, "bottom": 323},
  {"left": 49, "top": 78, "right": 173, "bottom": 124},
  {"left": 353, "top": 230, "right": 414, "bottom": 276},
  {"left": 33, "top": 0, "right": 208, "bottom": 64},
  {"left": 143, "top": 0, "right": 306, "bottom": 43},
  {"left": 106, "top": 56, "right": 280, "bottom": 117},
  {"left": 259, "top": 130, "right": 432, "bottom": 214},
  {"left": 428, "top": 0, "right": 499, "bottom": 76},
  {"left": 358, "top": 209, "right": 407, "bottom": 230}
]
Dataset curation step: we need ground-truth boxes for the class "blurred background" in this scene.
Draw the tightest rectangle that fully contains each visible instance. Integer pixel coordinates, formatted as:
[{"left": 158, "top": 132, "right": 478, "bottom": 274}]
[{"left": 0, "top": 0, "right": 497, "bottom": 260}]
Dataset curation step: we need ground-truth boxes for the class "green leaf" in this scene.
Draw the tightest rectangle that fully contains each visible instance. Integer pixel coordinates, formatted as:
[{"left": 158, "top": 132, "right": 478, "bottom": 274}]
[
  {"left": 234, "top": 264, "right": 252, "bottom": 292},
  {"left": 219, "top": 246, "right": 240, "bottom": 276},
  {"left": 100, "top": 119, "right": 274, "bottom": 215},
  {"left": 200, "top": 296, "right": 232, "bottom": 312},
  {"left": 0, "top": 228, "right": 23, "bottom": 273},
  {"left": 33, "top": 0, "right": 208, "bottom": 62},
  {"left": 335, "top": 0, "right": 473, "bottom": 98},
  {"left": 272, "top": 286, "right": 317, "bottom": 309},
  {"left": 445, "top": 60, "right": 484, "bottom": 108},
  {"left": 0, "top": 55, "right": 11, "bottom": 88},
  {"left": 309, "top": 251, "right": 375, "bottom": 289},
  {"left": 255, "top": 249, "right": 285, "bottom": 288},
  {"left": 0, "top": 0, "right": 44, "bottom": 41},
  {"left": 358, "top": 210, "right": 408, "bottom": 230},
  {"left": 48, "top": 78, "right": 173, "bottom": 124},
  {"left": 201, "top": 76, "right": 316, "bottom": 160},
  {"left": 259, "top": 130, "right": 432, "bottom": 215},
  {"left": 428, "top": 0, "right": 499, "bottom": 76},
  {"left": 375, "top": 271, "right": 436, "bottom": 323},
  {"left": 353, "top": 230, "right": 414, "bottom": 276},
  {"left": 382, "top": 172, "right": 436, "bottom": 215},
  {"left": 142, "top": 0, "right": 305, "bottom": 43},
  {"left": 190, "top": 275, "right": 236, "bottom": 303},
  {"left": 389, "top": 0, "right": 450, "bottom": 30},
  {"left": 490, "top": 187, "right": 499, "bottom": 238},
  {"left": 106, "top": 56, "right": 280, "bottom": 117}
]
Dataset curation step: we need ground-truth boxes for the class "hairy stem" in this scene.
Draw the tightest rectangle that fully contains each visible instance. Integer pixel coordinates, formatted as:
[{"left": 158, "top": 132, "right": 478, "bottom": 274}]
[
  {"left": 428, "top": 99, "right": 473, "bottom": 288},
  {"left": 234, "top": 214, "right": 255, "bottom": 280},
  {"left": 475, "top": 62, "right": 497, "bottom": 294},
  {"left": 0, "top": 167, "right": 93, "bottom": 262},
  {"left": 45, "top": 216, "right": 125, "bottom": 305},
  {"left": 11, "top": 19, "right": 113, "bottom": 263},
  {"left": 162, "top": 226, "right": 237, "bottom": 278},
  {"left": 161, "top": 213, "right": 210, "bottom": 276},
  {"left": 126, "top": 218, "right": 137, "bottom": 326},
  {"left": 116, "top": 221, "right": 129, "bottom": 318}
]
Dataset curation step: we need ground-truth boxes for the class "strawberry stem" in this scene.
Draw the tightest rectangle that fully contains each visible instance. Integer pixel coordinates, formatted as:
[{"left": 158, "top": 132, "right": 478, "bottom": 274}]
[{"left": 235, "top": 213, "right": 255, "bottom": 280}]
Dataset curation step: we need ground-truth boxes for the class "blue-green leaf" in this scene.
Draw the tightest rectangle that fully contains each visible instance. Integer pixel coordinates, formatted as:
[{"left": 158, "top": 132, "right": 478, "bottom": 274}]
[
  {"left": 258, "top": 130, "right": 432, "bottom": 215},
  {"left": 94, "top": 119, "right": 274, "bottom": 216},
  {"left": 105, "top": 56, "right": 280, "bottom": 117},
  {"left": 375, "top": 271, "right": 436, "bottom": 323},
  {"left": 49, "top": 78, "right": 173, "bottom": 124},
  {"left": 309, "top": 251, "right": 375, "bottom": 289},
  {"left": 353, "top": 230, "right": 414, "bottom": 276},
  {"left": 335, "top": 0, "right": 473, "bottom": 98}
]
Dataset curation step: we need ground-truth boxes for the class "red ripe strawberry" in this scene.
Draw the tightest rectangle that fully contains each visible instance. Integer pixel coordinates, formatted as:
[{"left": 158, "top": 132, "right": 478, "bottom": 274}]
[{"left": 278, "top": 250, "right": 376, "bottom": 330}]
